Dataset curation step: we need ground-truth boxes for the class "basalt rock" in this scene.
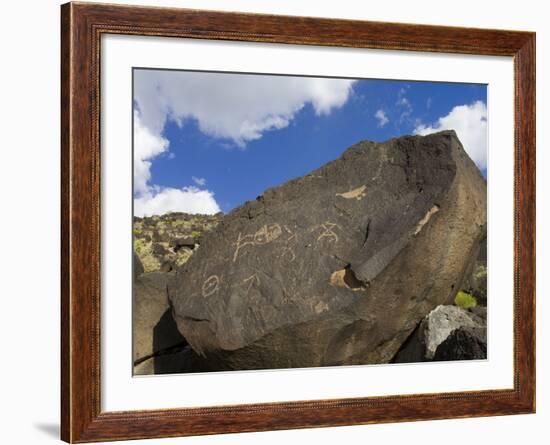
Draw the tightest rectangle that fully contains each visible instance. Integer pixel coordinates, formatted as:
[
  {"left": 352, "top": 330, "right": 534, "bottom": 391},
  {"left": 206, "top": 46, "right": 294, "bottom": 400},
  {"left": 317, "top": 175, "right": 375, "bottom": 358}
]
[{"left": 168, "top": 131, "right": 487, "bottom": 371}]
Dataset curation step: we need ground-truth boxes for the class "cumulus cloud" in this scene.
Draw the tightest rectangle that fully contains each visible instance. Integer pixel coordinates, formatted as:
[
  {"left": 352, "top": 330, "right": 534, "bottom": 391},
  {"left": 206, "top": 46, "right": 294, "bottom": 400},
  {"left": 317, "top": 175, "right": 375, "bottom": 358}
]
[
  {"left": 134, "top": 70, "right": 356, "bottom": 147},
  {"left": 414, "top": 100, "right": 487, "bottom": 170},
  {"left": 134, "top": 111, "right": 169, "bottom": 195},
  {"left": 134, "top": 110, "right": 219, "bottom": 214},
  {"left": 134, "top": 186, "right": 221, "bottom": 217},
  {"left": 192, "top": 176, "right": 206, "bottom": 186},
  {"left": 375, "top": 109, "right": 389, "bottom": 127},
  {"left": 132, "top": 70, "right": 356, "bottom": 215}
]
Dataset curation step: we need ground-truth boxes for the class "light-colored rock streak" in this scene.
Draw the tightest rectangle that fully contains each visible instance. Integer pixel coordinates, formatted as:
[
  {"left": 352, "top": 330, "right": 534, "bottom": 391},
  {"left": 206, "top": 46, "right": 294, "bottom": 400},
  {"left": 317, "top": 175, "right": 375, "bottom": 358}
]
[
  {"left": 414, "top": 205, "right": 440, "bottom": 235},
  {"left": 336, "top": 185, "right": 367, "bottom": 200}
]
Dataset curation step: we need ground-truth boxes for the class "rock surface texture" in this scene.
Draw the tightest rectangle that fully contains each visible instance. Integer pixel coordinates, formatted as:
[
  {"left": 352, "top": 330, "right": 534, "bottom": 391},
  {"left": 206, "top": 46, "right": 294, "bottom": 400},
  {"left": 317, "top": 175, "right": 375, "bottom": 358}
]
[{"left": 168, "top": 131, "right": 487, "bottom": 371}]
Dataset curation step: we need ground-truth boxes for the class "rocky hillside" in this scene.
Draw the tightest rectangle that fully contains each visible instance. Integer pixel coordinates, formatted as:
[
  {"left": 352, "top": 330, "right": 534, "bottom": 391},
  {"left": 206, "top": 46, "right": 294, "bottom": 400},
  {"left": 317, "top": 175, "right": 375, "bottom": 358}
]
[{"left": 133, "top": 212, "right": 222, "bottom": 273}]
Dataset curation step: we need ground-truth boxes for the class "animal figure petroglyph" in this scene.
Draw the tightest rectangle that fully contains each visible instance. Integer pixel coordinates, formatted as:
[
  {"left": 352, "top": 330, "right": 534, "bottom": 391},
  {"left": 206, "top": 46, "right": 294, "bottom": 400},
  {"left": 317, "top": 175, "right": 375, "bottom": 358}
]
[
  {"left": 232, "top": 223, "right": 282, "bottom": 262},
  {"left": 254, "top": 223, "right": 282, "bottom": 244}
]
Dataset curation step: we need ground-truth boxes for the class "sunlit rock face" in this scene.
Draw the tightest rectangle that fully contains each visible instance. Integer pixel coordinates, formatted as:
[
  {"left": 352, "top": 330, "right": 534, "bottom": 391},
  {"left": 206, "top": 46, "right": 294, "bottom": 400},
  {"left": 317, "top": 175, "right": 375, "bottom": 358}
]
[{"left": 168, "top": 131, "right": 487, "bottom": 371}]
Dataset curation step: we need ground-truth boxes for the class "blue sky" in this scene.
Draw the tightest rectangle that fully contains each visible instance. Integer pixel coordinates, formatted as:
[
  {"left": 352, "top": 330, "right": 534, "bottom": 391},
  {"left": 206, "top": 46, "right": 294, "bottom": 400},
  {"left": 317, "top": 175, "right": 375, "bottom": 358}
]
[{"left": 133, "top": 70, "right": 486, "bottom": 216}]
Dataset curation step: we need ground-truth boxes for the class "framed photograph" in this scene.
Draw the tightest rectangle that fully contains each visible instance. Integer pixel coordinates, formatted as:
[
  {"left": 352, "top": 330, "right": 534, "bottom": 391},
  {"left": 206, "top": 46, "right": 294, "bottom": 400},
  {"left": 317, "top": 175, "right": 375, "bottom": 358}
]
[{"left": 61, "top": 2, "right": 535, "bottom": 442}]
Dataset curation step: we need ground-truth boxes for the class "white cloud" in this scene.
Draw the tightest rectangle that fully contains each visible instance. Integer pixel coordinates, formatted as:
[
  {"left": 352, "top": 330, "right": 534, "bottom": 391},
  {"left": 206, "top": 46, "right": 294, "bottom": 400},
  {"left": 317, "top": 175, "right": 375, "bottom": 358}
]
[
  {"left": 192, "top": 176, "right": 206, "bottom": 186},
  {"left": 375, "top": 109, "right": 389, "bottom": 127},
  {"left": 134, "top": 111, "right": 220, "bottom": 215},
  {"left": 134, "top": 111, "right": 169, "bottom": 195},
  {"left": 134, "top": 186, "right": 221, "bottom": 217},
  {"left": 134, "top": 70, "right": 356, "bottom": 147},
  {"left": 132, "top": 70, "right": 356, "bottom": 215},
  {"left": 396, "top": 88, "right": 413, "bottom": 124},
  {"left": 414, "top": 100, "right": 487, "bottom": 170}
]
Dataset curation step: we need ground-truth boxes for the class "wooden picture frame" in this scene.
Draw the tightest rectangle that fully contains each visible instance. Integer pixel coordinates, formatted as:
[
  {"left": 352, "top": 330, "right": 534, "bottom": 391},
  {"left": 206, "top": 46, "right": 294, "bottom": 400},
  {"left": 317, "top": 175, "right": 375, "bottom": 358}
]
[{"left": 61, "top": 2, "right": 535, "bottom": 442}]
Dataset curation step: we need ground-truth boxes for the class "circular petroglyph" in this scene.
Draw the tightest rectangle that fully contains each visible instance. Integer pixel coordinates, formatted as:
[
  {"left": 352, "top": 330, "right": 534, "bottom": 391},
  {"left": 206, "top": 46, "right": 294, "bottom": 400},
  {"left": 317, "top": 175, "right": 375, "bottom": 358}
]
[{"left": 202, "top": 275, "right": 220, "bottom": 297}]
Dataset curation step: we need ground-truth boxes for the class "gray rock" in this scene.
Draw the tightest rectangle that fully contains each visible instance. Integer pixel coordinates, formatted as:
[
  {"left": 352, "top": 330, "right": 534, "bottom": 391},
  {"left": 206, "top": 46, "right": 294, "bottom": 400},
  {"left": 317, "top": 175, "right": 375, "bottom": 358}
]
[
  {"left": 393, "top": 304, "right": 486, "bottom": 363},
  {"left": 422, "top": 305, "right": 485, "bottom": 359},
  {"left": 133, "top": 272, "right": 184, "bottom": 365},
  {"left": 169, "top": 131, "right": 487, "bottom": 370}
]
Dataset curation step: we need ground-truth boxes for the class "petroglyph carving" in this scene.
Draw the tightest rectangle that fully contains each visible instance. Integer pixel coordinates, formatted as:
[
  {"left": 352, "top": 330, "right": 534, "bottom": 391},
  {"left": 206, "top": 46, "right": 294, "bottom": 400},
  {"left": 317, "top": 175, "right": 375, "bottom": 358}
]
[
  {"left": 278, "top": 225, "right": 298, "bottom": 261},
  {"left": 254, "top": 223, "right": 282, "bottom": 244},
  {"left": 283, "top": 225, "right": 297, "bottom": 242},
  {"left": 202, "top": 275, "right": 220, "bottom": 297},
  {"left": 280, "top": 246, "right": 296, "bottom": 262},
  {"left": 336, "top": 185, "right": 367, "bottom": 200},
  {"left": 316, "top": 222, "right": 340, "bottom": 243},
  {"left": 242, "top": 274, "right": 260, "bottom": 294},
  {"left": 232, "top": 232, "right": 255, "bottom": 262},
  {"left": 232, "top": 223, "right": 282, "bottom": 262}
]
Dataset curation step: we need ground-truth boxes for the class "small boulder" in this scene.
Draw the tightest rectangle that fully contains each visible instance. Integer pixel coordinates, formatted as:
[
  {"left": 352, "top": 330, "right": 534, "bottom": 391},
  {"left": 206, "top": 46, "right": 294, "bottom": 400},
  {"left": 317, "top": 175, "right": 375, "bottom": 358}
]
[
  {"left": 393, "top": 304, "right": 486, "bottom": 363},
  {"left": 170, "top": 237, "right": 196, "bottom": 251}
]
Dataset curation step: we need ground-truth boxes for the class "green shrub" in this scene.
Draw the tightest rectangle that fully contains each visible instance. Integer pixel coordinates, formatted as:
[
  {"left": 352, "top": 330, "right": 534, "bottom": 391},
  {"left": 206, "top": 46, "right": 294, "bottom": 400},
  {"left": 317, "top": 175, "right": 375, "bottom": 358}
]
[{"left": 455, "top": 290, "right": 477, "bottom": 309}]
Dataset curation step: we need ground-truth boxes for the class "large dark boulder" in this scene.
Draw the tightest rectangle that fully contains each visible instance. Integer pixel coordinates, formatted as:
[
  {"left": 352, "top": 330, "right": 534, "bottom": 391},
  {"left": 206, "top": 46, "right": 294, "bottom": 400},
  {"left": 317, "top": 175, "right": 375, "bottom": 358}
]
[{"left": 168, "top": 131, "right": 487, "bottom": 371}]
